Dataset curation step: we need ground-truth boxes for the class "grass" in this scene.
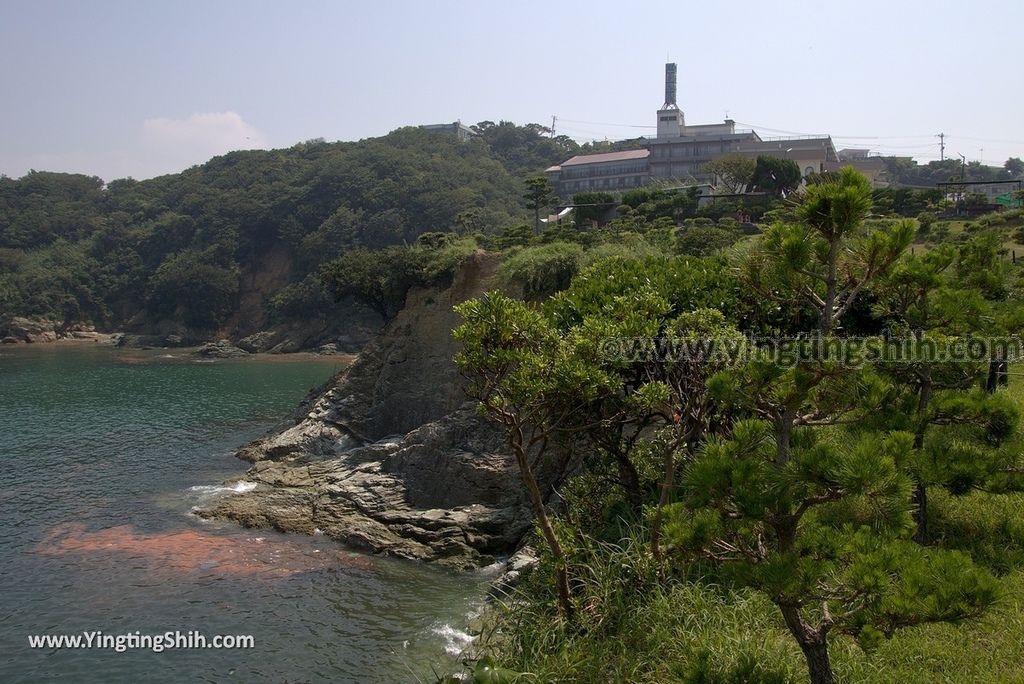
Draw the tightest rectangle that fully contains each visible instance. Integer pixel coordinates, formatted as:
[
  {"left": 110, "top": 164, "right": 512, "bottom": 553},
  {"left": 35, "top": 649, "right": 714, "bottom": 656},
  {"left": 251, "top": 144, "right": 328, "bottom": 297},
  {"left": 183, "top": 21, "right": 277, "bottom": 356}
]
[
  {"left": 484, "top": 498, "right": 1024, "bottom": 683},
  {"left": 487, "top": 538, "right": 800, "bottom": 683}
]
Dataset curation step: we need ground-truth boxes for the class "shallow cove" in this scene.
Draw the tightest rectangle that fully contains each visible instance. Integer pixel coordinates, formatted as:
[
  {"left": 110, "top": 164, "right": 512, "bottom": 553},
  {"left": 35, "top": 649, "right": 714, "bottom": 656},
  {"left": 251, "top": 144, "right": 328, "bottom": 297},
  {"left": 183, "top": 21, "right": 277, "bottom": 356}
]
[{"left": 0, "top": 345, "right": 488, "bottom": 682}]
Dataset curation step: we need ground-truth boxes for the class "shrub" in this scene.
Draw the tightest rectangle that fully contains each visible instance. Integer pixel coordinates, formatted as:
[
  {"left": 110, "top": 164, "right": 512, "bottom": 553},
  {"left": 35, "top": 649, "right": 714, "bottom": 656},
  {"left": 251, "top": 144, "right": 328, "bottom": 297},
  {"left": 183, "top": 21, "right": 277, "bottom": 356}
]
[
  {"left": 499, "top": 242, "right": 584, "bottom": 299},
  {"left": 931, "top": 224, "right": 951, "bottom": 243},
  {"left": 582, "top": 239, "right": 661, "bottom": 266},
  {"left": 266, "top": 273, "right": 333, "bottom": 321},
  {"left": 320, "top": 236, "right": 475, "bottom": 319},
  {"left": 917, "top": 211, "right": 937, "bottom": 235},
  {"left": 676, "top": 226, "right": 741, "bottom": 256}
]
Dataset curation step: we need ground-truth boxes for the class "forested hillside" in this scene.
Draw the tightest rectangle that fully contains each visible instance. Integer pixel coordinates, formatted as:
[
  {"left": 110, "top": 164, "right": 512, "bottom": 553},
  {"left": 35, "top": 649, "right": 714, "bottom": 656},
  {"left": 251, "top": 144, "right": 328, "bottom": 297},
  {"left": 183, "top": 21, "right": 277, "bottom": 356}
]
[{"left": 0, "top": 122, "right": 577, "bottom": 339}]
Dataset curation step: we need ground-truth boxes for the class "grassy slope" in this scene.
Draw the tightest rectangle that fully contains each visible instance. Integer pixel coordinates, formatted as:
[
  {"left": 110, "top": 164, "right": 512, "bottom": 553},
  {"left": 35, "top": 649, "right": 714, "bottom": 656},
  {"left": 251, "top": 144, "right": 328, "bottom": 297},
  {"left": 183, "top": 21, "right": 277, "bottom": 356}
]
[
  {"left": 916, "top": 209, "right": 1024, "bottom": 258},
  {"left": 494, "top": 499, "right": 1024, "bottom": 683}
]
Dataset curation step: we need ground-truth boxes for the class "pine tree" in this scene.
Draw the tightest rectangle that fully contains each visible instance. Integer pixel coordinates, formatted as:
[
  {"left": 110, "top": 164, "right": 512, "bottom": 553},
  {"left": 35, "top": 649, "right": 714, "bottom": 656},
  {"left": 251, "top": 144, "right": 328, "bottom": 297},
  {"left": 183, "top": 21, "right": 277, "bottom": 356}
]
[
  {"left": 746, "top": 167, "right": 913, "bottom": 333},
  {"left": 667, "top": 353, "right": 999, "bottom": 684},
  {"left": 523, "top": 176, "right": 557, "bottom": 236},
  {"left": 871, "top": 246, "right": 1019, "bottom": 541}
]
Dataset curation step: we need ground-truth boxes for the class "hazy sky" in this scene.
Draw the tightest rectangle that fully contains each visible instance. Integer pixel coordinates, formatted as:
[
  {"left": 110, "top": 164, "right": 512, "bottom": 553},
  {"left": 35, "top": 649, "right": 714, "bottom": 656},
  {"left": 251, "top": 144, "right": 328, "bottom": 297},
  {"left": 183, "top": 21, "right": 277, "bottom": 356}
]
[{"left": 2, "top": 0, "right": 1021, "bottom": 181}]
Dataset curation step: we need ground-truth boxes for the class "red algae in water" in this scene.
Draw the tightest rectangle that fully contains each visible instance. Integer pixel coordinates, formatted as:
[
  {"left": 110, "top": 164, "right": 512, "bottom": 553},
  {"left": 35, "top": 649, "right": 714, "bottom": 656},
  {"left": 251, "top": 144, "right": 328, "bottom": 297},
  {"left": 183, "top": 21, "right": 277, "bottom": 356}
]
[{"left": 35, "top": 522, "right": 375, "bottom": 577}]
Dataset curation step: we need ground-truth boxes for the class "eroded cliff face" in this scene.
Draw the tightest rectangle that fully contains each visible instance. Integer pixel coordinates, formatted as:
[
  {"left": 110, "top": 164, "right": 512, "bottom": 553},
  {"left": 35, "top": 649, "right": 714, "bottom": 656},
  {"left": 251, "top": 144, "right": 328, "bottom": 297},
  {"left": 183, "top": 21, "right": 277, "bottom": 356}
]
[{"left": 197, "top": 251, "right": 532, "bottom": 569}]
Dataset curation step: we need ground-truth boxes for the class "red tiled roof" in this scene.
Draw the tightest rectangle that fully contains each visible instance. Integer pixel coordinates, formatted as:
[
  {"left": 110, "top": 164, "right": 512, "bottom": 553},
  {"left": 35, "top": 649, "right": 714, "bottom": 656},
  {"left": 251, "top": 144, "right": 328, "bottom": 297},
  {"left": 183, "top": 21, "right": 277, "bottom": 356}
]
[{"left": 559, "top": 149, "right": 650, "bottom": 167}]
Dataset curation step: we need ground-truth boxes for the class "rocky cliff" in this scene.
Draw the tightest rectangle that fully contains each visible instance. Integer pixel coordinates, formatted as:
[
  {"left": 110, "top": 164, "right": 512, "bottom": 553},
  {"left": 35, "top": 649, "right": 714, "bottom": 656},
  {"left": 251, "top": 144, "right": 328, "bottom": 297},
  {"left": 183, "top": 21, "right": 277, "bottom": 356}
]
[{"left": 197, "top": 251, "right": 533, "bottom": 569}]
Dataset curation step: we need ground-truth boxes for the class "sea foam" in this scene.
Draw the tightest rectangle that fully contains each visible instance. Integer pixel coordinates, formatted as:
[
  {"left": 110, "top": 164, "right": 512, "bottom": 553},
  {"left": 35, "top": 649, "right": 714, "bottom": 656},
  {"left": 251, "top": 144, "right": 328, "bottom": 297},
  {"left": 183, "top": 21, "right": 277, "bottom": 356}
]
[
  {"left": 188, "top": 481, "right": 257, "bottom": 496},
  {"left": 431, "top": 623, "right": 475, "bottom": 657}
]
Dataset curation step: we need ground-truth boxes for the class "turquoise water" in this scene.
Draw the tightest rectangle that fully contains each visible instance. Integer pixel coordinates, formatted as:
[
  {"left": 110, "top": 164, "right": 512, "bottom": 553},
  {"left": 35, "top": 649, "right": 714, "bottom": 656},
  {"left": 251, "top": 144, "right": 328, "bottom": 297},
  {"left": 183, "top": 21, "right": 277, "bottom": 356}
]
[{"left": 0, "top": 345, "right": 487, "bottom": 683}]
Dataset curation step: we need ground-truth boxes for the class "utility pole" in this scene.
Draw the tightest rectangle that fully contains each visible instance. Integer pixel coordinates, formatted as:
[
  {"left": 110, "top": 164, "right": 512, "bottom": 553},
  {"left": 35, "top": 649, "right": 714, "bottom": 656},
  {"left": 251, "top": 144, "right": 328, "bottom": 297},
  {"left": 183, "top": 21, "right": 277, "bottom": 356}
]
[
  {"left": 550, "top": 115, "right": 557, "bottom": 138},
  {"left": 958, "top": 153, "right": 967, "bottom": 215},
  {"left": 937, "top": 132, "right": 945, "bottom": 161}
]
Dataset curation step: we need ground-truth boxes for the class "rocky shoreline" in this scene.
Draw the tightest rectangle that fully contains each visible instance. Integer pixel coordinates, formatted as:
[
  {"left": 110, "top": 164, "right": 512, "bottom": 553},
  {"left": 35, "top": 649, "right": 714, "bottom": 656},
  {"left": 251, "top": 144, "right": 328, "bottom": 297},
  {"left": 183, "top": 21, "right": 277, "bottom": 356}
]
[
  {"left": 195, "top": 403, "right": 530, "bottom": 569},
  {"left": 194, "top": 252, "right": 539, "bottom": 571},
  {"left": 1, "top": 296, "right": 382, "bottom": 355},
  {"left": 0, "top": 317, "right": 123, "bottom": 345},
  {"left": 0, "top": 322, "right": 354, "bottom": 363}
]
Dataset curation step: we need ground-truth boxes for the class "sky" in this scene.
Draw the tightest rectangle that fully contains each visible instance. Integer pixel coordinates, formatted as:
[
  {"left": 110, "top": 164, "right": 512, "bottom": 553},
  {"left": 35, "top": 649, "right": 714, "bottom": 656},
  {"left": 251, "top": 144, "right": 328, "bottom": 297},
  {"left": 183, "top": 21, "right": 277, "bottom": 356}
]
[{"left": 1, "top": 0, "right": 1022, "bottom": 181}]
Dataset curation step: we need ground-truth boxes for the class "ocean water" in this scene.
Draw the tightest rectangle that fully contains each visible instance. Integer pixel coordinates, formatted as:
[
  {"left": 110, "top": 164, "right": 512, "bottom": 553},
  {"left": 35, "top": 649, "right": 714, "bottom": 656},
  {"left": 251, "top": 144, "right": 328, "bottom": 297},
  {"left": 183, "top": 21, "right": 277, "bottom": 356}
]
[{"left": 0, "top": 345, "right": 488, "bottom": 683}]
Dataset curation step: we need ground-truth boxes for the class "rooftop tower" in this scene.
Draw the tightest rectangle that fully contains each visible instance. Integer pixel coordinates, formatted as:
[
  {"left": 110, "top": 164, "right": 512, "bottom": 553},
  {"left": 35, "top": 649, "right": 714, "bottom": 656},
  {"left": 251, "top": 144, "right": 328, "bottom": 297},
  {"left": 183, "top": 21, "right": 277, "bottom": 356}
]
[
  {"left": 664, "top": 62, "right": 677, "bottom": 107},
  {"left": 656, "top": 62, "right": 684, "bottom": 139}
]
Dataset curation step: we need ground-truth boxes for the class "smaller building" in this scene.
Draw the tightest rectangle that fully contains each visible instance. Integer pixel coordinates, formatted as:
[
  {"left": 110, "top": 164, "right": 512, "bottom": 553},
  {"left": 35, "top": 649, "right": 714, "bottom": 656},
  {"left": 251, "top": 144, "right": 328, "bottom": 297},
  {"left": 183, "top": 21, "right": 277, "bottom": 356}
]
[
  {"left": 545, "top": 149, "right": 650, "bottom": 197},
  {"left": 836, "top": 149, "right": 890, "bottom": 187},
  {"left": 734, "top": 137, "right": 840, "bottom": 178},
  {"left": 838, "top": 148, "right": 872, "bottom": 160},
  {"left": 419, "top": 121, "right": 477, "bottom": 142}
]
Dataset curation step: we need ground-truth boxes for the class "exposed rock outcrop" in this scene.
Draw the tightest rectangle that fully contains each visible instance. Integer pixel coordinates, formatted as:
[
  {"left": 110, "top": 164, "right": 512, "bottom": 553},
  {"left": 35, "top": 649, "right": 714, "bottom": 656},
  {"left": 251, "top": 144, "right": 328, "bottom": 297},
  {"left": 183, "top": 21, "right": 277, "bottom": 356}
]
[
  {"left": 196, "top": 340, "right": 250, "bottom": 358},
  {"left": 200, "top": 405, "right": 529, "bottom": 568},
  {"left": 227, "top": 303, "right": 383, "bottom": 355},
  {"left": 197, "top": 252, "right": 531, "bottom": 569},
  {"left": 236, "top": 331, "right": 277, "bottom": 353},
  {"left": 488, "top": 547, "right": 539, "bottom": 600},
  {"left": 11, "top": 317, "right": 59, "bottom": 343},
  {"left": 0, "top": 317, "right": 121, "bottom": 344}
]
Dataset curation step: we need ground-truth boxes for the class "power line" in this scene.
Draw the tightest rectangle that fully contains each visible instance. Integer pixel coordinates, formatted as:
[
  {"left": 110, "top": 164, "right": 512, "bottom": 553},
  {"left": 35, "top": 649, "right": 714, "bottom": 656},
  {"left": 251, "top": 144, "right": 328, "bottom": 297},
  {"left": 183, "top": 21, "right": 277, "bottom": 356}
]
[
  {"left": 847, "top": 142, "right": 944, "bottom": 149},
  {"left": 954, "top": 135, "right": 1024, "bottom": 146},
  {"left": 830, "top": 135, "right": 938, "bottom": 140},
  {"left": 732, "top": 121, "right": 807, "bottom": 136},
  {"left": 558, "top": 117, "right": 655, "bottom": 129}
]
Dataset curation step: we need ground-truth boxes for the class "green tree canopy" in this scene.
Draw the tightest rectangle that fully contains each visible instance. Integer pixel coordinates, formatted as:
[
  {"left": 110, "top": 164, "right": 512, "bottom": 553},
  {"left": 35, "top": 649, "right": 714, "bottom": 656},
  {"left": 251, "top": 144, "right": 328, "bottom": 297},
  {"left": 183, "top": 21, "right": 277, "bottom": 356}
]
[{"left": 749, "top": 155, "right": 802, "bottom": 197}]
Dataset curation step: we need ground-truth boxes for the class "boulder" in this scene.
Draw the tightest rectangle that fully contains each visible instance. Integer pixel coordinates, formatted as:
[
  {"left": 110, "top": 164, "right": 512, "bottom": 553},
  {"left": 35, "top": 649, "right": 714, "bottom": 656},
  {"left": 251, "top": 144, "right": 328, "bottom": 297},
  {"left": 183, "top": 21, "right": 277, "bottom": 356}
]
[
  {"left": 487, "top": 547, "right": 539, "bottom": 600},
  {"left": 236, "top": 331, "right": 277, "bottom": 353},
  {"left": 196, "top": 340, "right": 250, "bottom": 358},
  {"left": 63, "top": 329, "right": 121, "bottom": 344}
]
